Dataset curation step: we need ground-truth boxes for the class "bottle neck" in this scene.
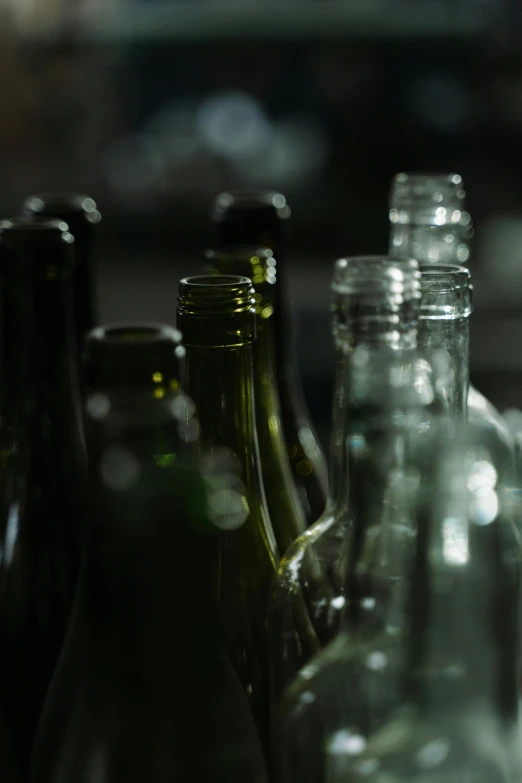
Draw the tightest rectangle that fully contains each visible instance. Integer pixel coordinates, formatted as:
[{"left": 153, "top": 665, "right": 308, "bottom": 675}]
[
  {"left": 389, "top": 222, "right": 471, "bottom": 266},
  {"left": 0, "top": 263, "right": 81, "bottom": 435},
  {"left": 184, "top": 342, "right": 257, "bottom": 462}
]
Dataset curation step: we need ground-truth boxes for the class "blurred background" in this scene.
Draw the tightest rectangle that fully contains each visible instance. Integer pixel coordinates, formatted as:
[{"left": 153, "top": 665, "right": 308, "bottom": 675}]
[{"left": 1, "top": 0, "right": 522, "bottom": 447}]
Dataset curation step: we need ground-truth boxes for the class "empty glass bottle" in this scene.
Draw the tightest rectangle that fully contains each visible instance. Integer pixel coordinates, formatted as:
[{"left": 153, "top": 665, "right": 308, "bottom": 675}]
[
  {"left": 22, "top": 193, "right": 101, "bottom": 356},
  {"left": 276, "top": 331, "right": 438, "bottom": 783},
  {"left": 205, "top": 247, "right": 306, "bottom": 554},
  {"left": 0, "top": 709, "right": 18, "bottom": 783},
  {"left": 0, "top": 219, "right": 87, "bottom": 773},
  {"left": 268, "top": 257, "right": 423, "bottom": 707},
  {"left": 389, "top": 171, "right": 516, "bottom": 480},
  {"left": 313, "top": 425, "right": 522, "bottom": 783},
  {"left": 177, "top": 274, "right": 279, "bottom": 751},
  {"left": 211, "top": 189, "right": 328, "bottom": 524},
  {"left": 30, "top": 326, "right": 268, "bottom": 783}
]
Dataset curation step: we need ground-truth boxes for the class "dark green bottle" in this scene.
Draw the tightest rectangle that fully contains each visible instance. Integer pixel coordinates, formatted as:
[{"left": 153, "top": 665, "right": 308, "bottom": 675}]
[
  {"left": 0, "top": 219, "right": 87, "bottom": 774},
  {"left": 211, "top": 190, "right": 327, "bottom": 524},
  {"left": 177, "top": 274, "right": 279, "bottom": 750},
  {"left": 0, "top": 709, "right": 18, "bottom": 783},
  {"left": 205, "top": 247, "right": 306, "bottom": 554},
  {"left": 30, "top": 323, "right": 268, "bottom": 783},
  {"left": 22, "top": 193, "right": 101, "bottom": 356}
]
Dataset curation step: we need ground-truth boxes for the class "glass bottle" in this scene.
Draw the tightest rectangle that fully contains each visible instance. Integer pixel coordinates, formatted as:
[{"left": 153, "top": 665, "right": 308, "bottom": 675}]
[
  {"left": 205, "top": 247, "right": 306, "bottom": 554},
  {"left": 0, "top": 709, "right": 18, "bottom": 783},
  {"left": 211, "top": 189, "right": 328, "bottom": 524},
  {"left": 268, "top": 256, "right": 423, "bottom": 706},
  {"left": 0, "top": 219, "right": 87, "bottom": 773},
  {"left": 389, "top": 171, "right": 516, "bottom": 479},
  {"left": 314, "top": 425, "right": 522, "bottom": 783},
  {"left": 276, "top": 331, "right": 438, "bottom": 783},
  {"left": 30, "top": 326, "right": 269, "bottom": 783},
  {"left": 177, "top": 274, "right": 279, "bottom": 751},
  {"left": 22, "top": 193, "right": 101, "bottom": 356}
]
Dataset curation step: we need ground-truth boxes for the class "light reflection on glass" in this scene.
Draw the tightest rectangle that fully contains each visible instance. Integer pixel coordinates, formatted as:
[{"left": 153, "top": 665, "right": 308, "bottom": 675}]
[{"left": 442, "top": 516, "right": 469, "bottom": 565}]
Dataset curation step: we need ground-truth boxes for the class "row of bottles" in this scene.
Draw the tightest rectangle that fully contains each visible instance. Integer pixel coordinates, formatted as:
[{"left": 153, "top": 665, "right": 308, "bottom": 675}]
[{"left": 0, "top": 173, "right": 519, "bottom": 783}]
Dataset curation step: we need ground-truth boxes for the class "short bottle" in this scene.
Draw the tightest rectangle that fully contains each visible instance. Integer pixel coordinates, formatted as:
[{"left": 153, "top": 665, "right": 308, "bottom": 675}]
[
  {"left": 389, "top": 171, "right": 516, "bottom": 480},
  {"left": 177, "top": 274, "right": 279, "bottom": 750},
  {"left": 268, "top": 257, "right": 423, "bottom": 706},
  {"left": 22, "top": 192, "right": 101, "bottom": 356},
  {"left": 205, "top": 247, "right": 306, "bottom": 554},
  {"left": 30, "top": 323, "right": 268, "bottom": 783},
  {"left": 211, "top": 189, "right": 328, "bottom": 524},
  {"left": 313, "top": 424, "right": 522, "bottom": 783},
  {"left": 0, "top": 219, "right": 87, "bottom": 773}
]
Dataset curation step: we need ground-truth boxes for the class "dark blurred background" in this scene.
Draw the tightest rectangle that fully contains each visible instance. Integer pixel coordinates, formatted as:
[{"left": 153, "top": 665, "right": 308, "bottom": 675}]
[{"left": 1, "top": 0, "right": 522, "bottom": 447}]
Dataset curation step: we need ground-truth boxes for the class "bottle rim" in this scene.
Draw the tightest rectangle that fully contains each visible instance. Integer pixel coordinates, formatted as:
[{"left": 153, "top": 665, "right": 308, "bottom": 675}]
[
  {"left": 23, "top": 193, "right": 101, "bottom": 224},
  {"left": 178, "top": 274, "right": 256, "bottom": 314},
  {"left": 419, "top": 263, "right": 471, "bottom": 291},
  {"left": 211, "top": 188, "right": 288, "bottom": 216}
]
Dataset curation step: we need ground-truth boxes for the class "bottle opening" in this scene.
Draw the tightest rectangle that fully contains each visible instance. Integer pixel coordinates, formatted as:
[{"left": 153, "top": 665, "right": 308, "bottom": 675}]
[
  {"left": 418, "top": 264, "right": 472, "bottom": 319},
  {"left": 213, "top": 189, "right": 287, "bottom": 213},
  {"left": 0, "top": 217, "right": 69, "bottom": 233},
  {"left": 178, "top": 275, "right": 255, "bottom": 315},
  {"left": 93, "top": 324, "right": 182, "bottom": 345},
  {"left": 419, "top": 264, "right": 471, "bottom": 292}
]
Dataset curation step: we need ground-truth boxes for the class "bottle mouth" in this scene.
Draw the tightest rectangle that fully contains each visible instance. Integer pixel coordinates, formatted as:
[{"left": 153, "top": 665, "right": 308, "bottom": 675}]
[
  {"left": 0, "top": 218, "right": 75, "bottom": 272},
  {"left": 418, "top": 264, "right": 472, "bottom": 319},
  {"left": 332, "top": 256, "right": 421, "bottom": 300},
  {"left": 211, "top": 188, "right": 288, "bottom": 217},
  {"left": 389, "top": 172, "right": 469, "bottom": 226},
  {"left": 23, "top": 193, "right": 101, "bottom": 224},
  {"left": 178, "top": 275, "right": 256, "bottom": 314},
  {"left": 84, "top": 322, "right": 185, "bottom": 390}
]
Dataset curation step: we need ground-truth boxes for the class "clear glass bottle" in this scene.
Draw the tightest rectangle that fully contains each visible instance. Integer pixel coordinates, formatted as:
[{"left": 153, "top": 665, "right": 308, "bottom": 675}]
[
  {"left": 312, "top": 425, "right": 522, "bottom": 783},
  {"left": 211, "top": 189, "right": 328, "bottom": 524},
  {"left": 276, "top": 335, "right": 438, "bottom": 783},
  {"left": 30, "top": 323, "right": 268, "bottom": 783},
  {"left": 0, "top": 219, "right": 87, "bottom": 773},
  {"left": 177, "top": 274, "right": 279, "bottom": 752},
  {"left": 205, "top": 247, "right": 306, "bottom": 554},
  {"left": 389, "top": 171, "right": 516, "bottom": 480},
  {"left": 268, "top": 256, "right": 423, "bottom": 707},
  {"left": 22, "top": 192, "right": 101, "bottom": 356}
]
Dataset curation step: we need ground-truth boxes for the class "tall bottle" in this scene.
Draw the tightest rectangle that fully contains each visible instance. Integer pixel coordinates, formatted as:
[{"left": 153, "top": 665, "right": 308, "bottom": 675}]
[
  {"left": 30, "top": 323, "right": 268, "bottom": 783},
  {"left": 205, "top": 247, "right": 306, "bottom": 554},
  {"left": 268, "top": 256, "right": 423, "bottom": 706},
  {"left": 315, "top": 425, "right": 522, "bottom": 783},
  {"left": 0, "top": 709, "right": 18, "bottom": 783},
  {"left": 276, "top": 304, "right": 438, "bottom": 783},
  {"left": 177, "top": 274, "right": 279, "bottom": 750},
  {"left": 211, "top": 189, "right": 328, "bottom": 524},
  {"left": 389, "top": 171, "right": 516, "bottom": 478},
  {"left": 0, "top": 219, "right": 87, "bottom": 773},
  {"left": 22, "top": 193, "right": 101, "bottom": 356}
]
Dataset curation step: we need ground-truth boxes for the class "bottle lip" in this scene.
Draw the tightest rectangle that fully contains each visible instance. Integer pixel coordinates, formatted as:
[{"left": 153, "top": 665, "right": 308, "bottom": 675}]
[
  {"left": 22, "top": 193, "right": 101, "bottom": 226},
  {"left": 0, "top": 218, "right": 75, "bottom": 272},
  {"left": 86, "top": 322, "right": 183, "bottom": 348},
  {"left": 332, "top": 256, "right": 421, "bottom": 299},
  {"left": 419, "top": 263, "right": 471, "bottom": 290},
  {"left": 178, "top": 274, "right": 256, "bottom": 312},
  {"left": 211, "top": 188, "right": 288, "bottom": 218}
]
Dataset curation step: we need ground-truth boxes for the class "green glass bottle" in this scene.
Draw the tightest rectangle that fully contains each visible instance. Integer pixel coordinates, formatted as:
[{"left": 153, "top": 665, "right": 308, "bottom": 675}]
[
  {"left": 0, "top": 219, "right": 87, "bottom": 774},
  {"left": 22, "top": 193, "right": 101, "bottom": 356},
  {"left": 205, "top": 247, "right": 306, "bottom": 554},
  {"left": 312, "top": 424, "right": 522, "bottom": 783},
  {"left": 30, "top": 323, "right": 268, "bottom": 783},
  {"left": 177, "top": 274, "right": 279, "bottom": 750},
  {"left": 0, "top": 709, "right": 18, "bottom": 783},
  {"left": 211, "top": 189, "right": 328, "bottom": 524},
  {"left": 268, "top": 257, "right": 423, "bottom": 707}
]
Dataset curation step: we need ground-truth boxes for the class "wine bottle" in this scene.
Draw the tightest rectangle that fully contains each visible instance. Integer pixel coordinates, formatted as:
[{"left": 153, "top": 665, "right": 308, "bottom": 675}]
[
  {"left": 0, "top": 709, "right": 18, "bottom": 783},
  {"left": 0, "top": 218, "right": 87, "bottom": 774},
  {"left": 211, "top": 189, "right": 327, "bottom": 524},
  {"left": 268, "top": 256, "right": 423, "bottom": 706},
  {"left": 313, "top": 424, "right": 522, "bottom": 783},
  {"left": 22, "top": 193, "right": 101, "bottom": 356},
  {"left": 30, "top": 324, "right": 268, "bottom": 783},
  {"left": 389, "top": 171, "right": 516, "bottom": 480},
  {"left": 177, "top": 274, "right": 279, "bottom": 751},
  {"left": 205, "top": 247, "right": 306, "bottom": 554},
  {"left": 276, "top": 306, "right": 437, "bottom": 783}
]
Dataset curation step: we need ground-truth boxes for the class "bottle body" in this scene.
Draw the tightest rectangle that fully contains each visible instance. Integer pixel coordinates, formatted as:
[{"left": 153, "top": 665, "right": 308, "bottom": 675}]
[
  {"left": 31, "top": 388, "right": 268, "bottom": 783},
  {"left": 0, "top": 220, "right": 87, "bottom": 772},
  {"left": 211, "top": 189, "right": 328, "bottom": 524},
  {"left": 177, "top": 275, "right": 278, "bottom": 751}
]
